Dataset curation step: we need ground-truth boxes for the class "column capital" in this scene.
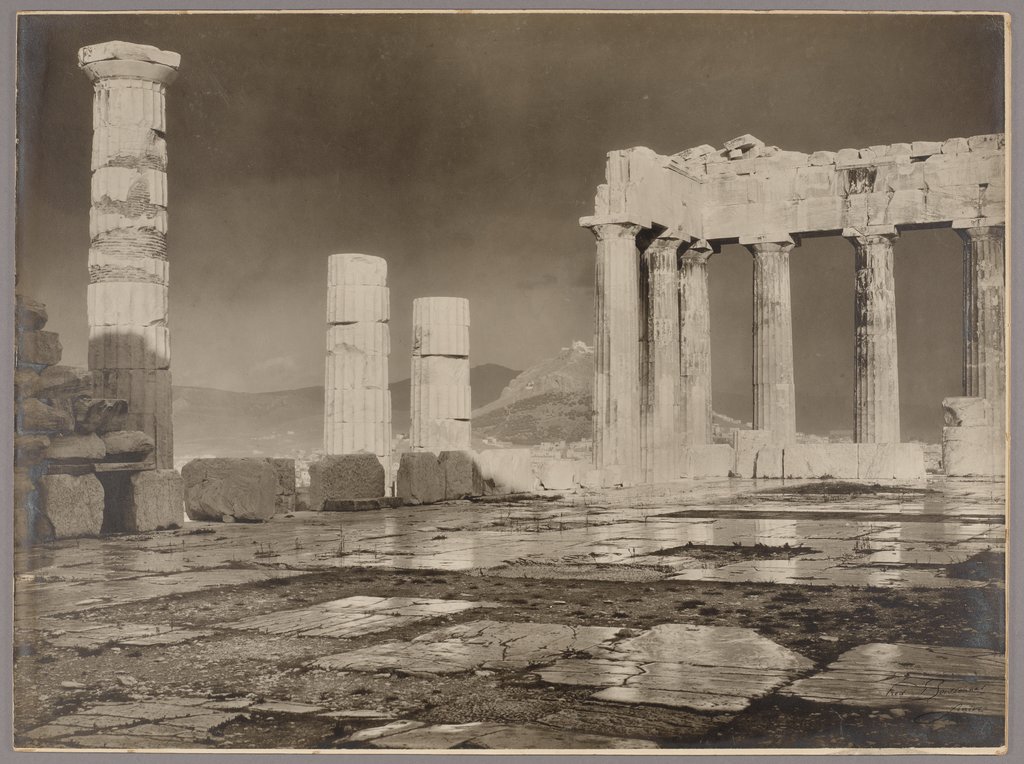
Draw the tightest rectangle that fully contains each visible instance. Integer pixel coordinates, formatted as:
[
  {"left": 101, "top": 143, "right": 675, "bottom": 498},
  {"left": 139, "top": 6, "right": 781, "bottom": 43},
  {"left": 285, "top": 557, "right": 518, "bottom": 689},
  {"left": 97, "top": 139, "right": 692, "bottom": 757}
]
[
  {"left": 680, "top": 238, "right": 714, "bottom": 264},
  {"left": 953, "top": 220, "right": 1005, "bottom": 243},
  {"left": 843, "top": 225, "right": 899, "bottom": 246},
  {"left": 580, "top": 217, "right": 645, "bottom": 242},
  {"left": 79, "top": 41, "right": 180, "bottom": 86},
  {"left": 742, "top": 233, "right": 796, "bottom": 255}
]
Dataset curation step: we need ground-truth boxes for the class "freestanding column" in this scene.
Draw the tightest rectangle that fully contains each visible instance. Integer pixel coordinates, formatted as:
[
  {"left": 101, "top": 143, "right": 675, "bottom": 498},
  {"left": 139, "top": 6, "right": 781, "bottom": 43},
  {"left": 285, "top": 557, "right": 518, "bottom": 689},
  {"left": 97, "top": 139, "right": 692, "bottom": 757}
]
[
  {"left": 80, "top": 41, "right": 181, "bottom": 469},
  {"left": 744, "top": 235, "right": 797, "bottom": 443},
  {"left": 844, "top": 227, "right": 901, "bottom": 443},
  {"left": 324, "top": 254, "right": 392, "bottom": 486},
  {"left": 679, "top": 239, "right": 714, "bottom": 447},
  {"left": 641, "top": 234, "right": 682, "bottom": 482},
  {"left": 956, "top": 224, "right": 1006, "bottom": 419},
  {"left": 585, "top": 221, "right": 644, "bottom": 485},
  {"left": 410, "top": 297, "right": 471, "bottom": 452}
]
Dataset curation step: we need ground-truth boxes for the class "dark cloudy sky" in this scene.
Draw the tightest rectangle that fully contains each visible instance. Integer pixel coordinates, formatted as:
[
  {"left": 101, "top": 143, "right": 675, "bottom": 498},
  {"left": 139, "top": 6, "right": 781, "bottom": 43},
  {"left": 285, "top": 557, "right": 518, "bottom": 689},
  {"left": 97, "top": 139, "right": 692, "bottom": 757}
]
[{"left": 16, "top": 12, "right": 1004, "bottom": 440}]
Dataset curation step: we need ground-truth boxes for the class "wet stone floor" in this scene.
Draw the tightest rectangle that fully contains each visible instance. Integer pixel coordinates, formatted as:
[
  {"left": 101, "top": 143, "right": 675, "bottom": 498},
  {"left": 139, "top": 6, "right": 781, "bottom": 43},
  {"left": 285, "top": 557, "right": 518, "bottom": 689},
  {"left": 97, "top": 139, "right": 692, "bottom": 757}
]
[{"left": 13, "top": 477, "right": 1006, "bottom": 751}]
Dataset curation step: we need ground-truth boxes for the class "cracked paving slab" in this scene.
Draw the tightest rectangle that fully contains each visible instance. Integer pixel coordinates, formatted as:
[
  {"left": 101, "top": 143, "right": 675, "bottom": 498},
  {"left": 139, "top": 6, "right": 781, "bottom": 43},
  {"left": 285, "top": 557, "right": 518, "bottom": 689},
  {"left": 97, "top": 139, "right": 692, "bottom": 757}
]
[
  {"left": 222, "top": 596, "right": 493, "bottom": 639},
  {"left": 778, "top": 643, "right": 1005, "bottom": 717},
  {"left": 20, "top": 697, "right": 250, "bottom": 748},
  {"left": 35, "top": 620, "right": 211, "bottom": 649},
  {"left": 341, "top": 720, "right": 660, "bottom": 749},
  {"left": 312, "top": 620, "right": 626, "bottom": 674}
]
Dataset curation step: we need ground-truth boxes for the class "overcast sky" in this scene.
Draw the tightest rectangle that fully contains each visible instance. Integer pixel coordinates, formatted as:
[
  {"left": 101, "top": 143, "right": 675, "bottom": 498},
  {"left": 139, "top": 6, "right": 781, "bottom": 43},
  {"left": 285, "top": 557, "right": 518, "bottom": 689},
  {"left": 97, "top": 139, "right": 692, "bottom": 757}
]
[{"left": 16, "top": 12, "right": 1004, "bottom": 440}]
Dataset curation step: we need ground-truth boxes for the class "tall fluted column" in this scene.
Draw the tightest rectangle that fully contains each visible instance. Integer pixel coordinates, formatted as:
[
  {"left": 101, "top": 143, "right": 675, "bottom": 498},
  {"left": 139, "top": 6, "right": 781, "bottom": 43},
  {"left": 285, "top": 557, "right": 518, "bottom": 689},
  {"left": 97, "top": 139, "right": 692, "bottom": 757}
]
[
  {"left": 956, "top": 224, "right": 1005, "bottom": 420},
  {"left": 80, "top": 41, "right": 180, "bottom": 469},
  {"left": 679, "top": 239, "right": 714, "bottom": 447},
  {"left": 745, "top": 236, "right": 797, "bottom": 443},
  {"left": 410, "top": 297, "right": 471, "bottom": 452},
  {"left": 586, "top": 221, "right": 643, "bottom": 485},
  {"left": 844, "top": 226, "right": 901, "bottom": 443},
  {"left": 324, "top": 254, "right": 392, "bottom": 487},
  {"left": 642, "top": 234, "right": 682, "bottom": 482}
]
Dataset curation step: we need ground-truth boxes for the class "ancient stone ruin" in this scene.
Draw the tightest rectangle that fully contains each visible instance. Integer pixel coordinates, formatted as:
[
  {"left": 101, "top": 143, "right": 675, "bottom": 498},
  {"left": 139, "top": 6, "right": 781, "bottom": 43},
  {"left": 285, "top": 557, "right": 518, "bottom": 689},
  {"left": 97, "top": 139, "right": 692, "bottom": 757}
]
[
  {"left": 80, "top": 41, "right": 180, "bottom": 470},
  {"left": 581, "top": 133, "right": 1006, "bottom": 485},
  {"left": 410, "top": 297, "right": 472, "bottom": 452}
]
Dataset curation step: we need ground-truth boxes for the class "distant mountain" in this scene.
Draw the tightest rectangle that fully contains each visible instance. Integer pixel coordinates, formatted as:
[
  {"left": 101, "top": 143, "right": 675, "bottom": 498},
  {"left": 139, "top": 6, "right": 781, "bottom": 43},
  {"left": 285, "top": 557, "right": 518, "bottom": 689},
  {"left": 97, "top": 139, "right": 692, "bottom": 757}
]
[{"left": 172, "top": 363, "right": 518, "bottom": 466}]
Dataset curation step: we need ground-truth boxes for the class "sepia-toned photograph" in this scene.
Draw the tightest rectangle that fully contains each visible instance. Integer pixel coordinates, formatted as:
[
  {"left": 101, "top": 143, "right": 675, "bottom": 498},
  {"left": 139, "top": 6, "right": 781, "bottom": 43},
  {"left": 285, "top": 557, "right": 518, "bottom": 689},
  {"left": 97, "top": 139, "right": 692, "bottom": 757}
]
[{"left": 9, "top": 8, "right": 1011, "bottom": 754}]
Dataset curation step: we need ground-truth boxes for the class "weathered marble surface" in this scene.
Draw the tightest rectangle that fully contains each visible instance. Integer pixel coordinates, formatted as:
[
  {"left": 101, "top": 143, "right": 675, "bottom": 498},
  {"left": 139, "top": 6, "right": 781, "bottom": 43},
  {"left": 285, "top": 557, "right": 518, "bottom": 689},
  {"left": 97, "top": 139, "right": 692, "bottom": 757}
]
[{"left": 410, "top": 297, "right": 471, "bottom": 452}]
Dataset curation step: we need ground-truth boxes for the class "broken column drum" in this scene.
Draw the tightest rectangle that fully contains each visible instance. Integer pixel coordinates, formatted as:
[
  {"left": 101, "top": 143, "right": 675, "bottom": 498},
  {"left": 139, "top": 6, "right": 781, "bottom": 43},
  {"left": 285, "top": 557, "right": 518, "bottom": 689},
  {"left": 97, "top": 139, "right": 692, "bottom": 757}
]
[
  {"left": 324, "top": 254, "right": 392, "bottom": 484},
  {"left": 410, "top": 297, "right": 471, "bottom": 452},
  {"left": 79, "top": 41, "right": 181, "bottom": 469},
  {"left": 581, "top": 132, "right": 1006, "bottom": 483}
]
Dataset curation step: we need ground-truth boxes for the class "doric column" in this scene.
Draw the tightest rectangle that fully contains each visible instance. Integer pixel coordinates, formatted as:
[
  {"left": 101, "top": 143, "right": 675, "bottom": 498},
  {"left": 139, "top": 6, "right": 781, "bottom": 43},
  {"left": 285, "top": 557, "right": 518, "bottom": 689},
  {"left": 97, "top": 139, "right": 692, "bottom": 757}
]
[
  {"left": 844, "top": 226, "right": 901, "bottom": 444},
  {"left": 80, "top": 41, "right": 180, "bottom": 469},
  {"left": 585, "top": 220, "right": 644, "bottom": 485},
  {"left": 956, "top": 223, "right": 1005, "bottom": 423},
  {"left": 410, "top": 297, "right": 471, "bottom": 452},
  {"left": 324, "top": 254, "right": 392, "bottom": 487},
  {"left": 744, "top": 235, "right": 797, "bottom": 443},
  {"left": 678, "top": 239, "right": 714, "bottom": 447},
  {"left": 641, "top": 233, "right": 682, "bottom": 482}
]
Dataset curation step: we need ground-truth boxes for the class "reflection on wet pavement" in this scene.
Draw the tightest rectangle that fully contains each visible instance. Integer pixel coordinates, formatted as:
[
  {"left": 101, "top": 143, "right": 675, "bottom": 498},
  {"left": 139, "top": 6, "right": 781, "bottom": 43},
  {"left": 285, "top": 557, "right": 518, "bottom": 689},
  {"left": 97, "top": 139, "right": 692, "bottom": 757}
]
[
  {"left": 340, "top": 719, "right": 660, "bottom": 749},
  {"left": 780, "top": 643, "right": 1005, "bottom": 716}
]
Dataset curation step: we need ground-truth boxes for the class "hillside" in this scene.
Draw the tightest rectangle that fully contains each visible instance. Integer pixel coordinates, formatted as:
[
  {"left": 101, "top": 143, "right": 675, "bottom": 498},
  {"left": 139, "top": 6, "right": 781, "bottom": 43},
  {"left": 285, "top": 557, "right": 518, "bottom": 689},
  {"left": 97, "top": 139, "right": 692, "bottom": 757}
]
[{"left": 172, "top": 363, "right": 518, "bottom": 465}]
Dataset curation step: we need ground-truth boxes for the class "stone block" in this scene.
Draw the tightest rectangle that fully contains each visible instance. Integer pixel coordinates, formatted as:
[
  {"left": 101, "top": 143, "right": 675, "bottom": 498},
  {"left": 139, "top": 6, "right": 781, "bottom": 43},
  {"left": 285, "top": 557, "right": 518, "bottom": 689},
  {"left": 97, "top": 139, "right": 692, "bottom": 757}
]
[
  {"left": 101, "top": 430, "right": 155, "bottom": 461},
  {"left": 327, "top": 252, "right": 387, "bottom": 287},
  {"left": 783, "top": 444, "right": 859, "bottom": 479},
  {"left": 39, "top": 474, "right": 104, "bottom": 538},
  {"left": 537, "top": 459, "right": 580, "bottom": 490},
  {"left": 397, "top": 452, "right": 445, "bottom": 505},
  {"left": 942, "top": 137, "right": 970, "bottom": 154},
  {"left": 809, "top": 151, "right": 836, "bottom": 166},
  {"left": 265, "top": 458, "right": 297, "bottom": 514},
  {"left": 580, "top": 469, "right": 603, "bottom": 489},
  {"left": 679, "top": 445, "right": 734, "bottom": 478},
  {"left": 15, "top": 434, "right": 50, "bottom": 467},
  {"left": 44, "top": 433, "right": 106, "bottom": 462},
  {"left": 911, "top": 140, "right": 943, "bottom": 158},
  {"left": 476, "top": 449, "right": 535, "bottom": 493},
  {"left": 322, "top": 497, "right": 403, "bottom": 512},
  {"left": 732, "top": 430, "right": 776, "bottom": 478},
  {"left": 439, "top": 450, "right": 485, "bottom": 499},
  {"left": 942, "top": 426, "right": 1004, "bottom": 478},
  {"left": 857, "top": 444, "right": 896, "bottom": 480},
  {"left": 326, "top": 284, "right": 390, "bottom": 325},
  {"left": 37, "top": 365, "right": 94, "bottom": 398},
  {"left": 74, "top": 397, "right": 129, "bottom": 435},
  {"left": 753, "top": 446, "right": 784, "bottom": 479},
  {"left": 17, "top": 330, "right": 62, "bottom": 367},
  {"left": 942, "top": 396, "right": 992, "bottom": 427},
  {"left": 124, "top": 469, "right": 183, "bottom": 532},
  {"left": 309, "top": 454, "right": 386, "bottom": 510},
  {"left": 16, "top": 294, "right": 48, "bottom": 330},
  {"left": 724, "top": 134, "right": 764, "bottom": 152},
  {"left": 893, "top": 443, "right": 927, "bottom": 481},
  {"left": 14, "top": 368, "right": 41, "bottom": 400},
  {"left": 18, "top": 398, "right": 74, "bottom": 434},
  {"left": 182, "top": 458, "right": 278, "bottom": 522},
  {"left": 967, "top": 133, "right": 1004, "bottom": 151},
  {"left": 88, "top": 324, "right": 171, "bottom": 370}
]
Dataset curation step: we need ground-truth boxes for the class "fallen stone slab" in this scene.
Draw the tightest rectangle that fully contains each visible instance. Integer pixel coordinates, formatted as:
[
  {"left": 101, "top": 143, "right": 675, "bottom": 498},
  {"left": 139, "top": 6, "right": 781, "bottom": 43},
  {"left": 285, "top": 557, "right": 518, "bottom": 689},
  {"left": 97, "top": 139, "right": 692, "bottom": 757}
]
[
  {"left": 101, "top": 430, "right": 155, "bottom": 461},
  {"left": 74, "top": 397, "right": 129, "bottom": 435},
  {"left": 397, "top": 452, "right": 445, "bottom": 505},
  {"left": 322, "top": 497, "right": 403, "bottom": 512},
  {"left": 16, "top": 294, "right": 48, "bottom": 331},
  {"left": 17, "top": 329, "right": 62, "bottom": 367},
  {"left": 779, "top": 643, "right": 1004, "bottom": 716},
  {"left": 123, "top": 469, "right": 183, "bottom": 532},
  {"left": 43, "top": 433, "right": 106, "bottom": 462},
  {"left": 37, "top": 365, "right": 95, "bottom": 398},
  {"left": 38, "top": 473, "right": 104, "bottom": 538},
  {"left": 182, "top": 458, "right": 277, "bottom": 522},
  {"left": 18, "top": 398, "right": 74, "bottom": 434},
  {"left": 439, "top": 450, "right": 484, "bottom": 498},
  {"left": 309, "top": 453, "right": 386, "bottom": 510}
]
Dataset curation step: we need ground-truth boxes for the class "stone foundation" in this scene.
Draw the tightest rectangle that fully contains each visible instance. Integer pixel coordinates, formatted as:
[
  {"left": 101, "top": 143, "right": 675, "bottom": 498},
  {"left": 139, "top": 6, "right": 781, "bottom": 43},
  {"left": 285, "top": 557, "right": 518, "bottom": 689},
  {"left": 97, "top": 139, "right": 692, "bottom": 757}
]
[
  {"left": 309, "top": 454, "right": 386, "bottom": 510},
  {"left": 182, "top": 458, "right": 277, "bottom": 522},
  {"left": 39, "top": 474, "right": 105, "bottom": 538},
  {"left": 397, "top": 452, "right": 445, "bottom": 505},
  {"left": 439, "top": 451, "right": 484, "bottom": 499}
]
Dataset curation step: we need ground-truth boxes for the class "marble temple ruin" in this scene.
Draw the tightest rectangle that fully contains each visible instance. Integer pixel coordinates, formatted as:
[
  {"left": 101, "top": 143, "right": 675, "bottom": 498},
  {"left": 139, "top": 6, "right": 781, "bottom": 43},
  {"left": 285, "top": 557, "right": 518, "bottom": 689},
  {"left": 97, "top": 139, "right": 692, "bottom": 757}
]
[
  {"left": 80, "top": 41, "right": 180, "bottom": 470},
  {"left": 410, "top": 297, "right": 472, "bottom": 452},
  {"left": 582, "top": 133, "right": 1006, "bottom": 486},
  {"left": 324, "top": 253, "right": 393, "bottom": 487}
]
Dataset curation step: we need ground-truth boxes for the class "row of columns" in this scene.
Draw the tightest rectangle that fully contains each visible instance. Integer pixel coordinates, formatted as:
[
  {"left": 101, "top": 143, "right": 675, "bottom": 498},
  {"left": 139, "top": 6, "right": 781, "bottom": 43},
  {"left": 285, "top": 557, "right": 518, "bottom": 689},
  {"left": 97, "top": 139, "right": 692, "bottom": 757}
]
[{"left": 587, "top": 219, "right": 1005, "bottom": 485}]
